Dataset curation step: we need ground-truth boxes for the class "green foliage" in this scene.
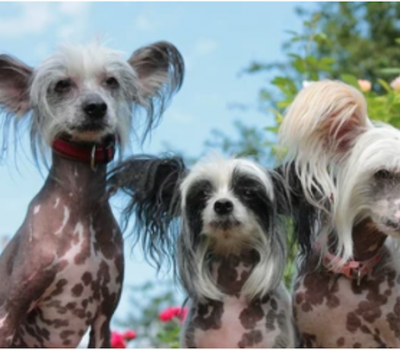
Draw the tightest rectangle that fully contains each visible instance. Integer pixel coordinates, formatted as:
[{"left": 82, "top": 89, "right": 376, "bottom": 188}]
[{"left": 116, "top": 280, "right": 183, "bottom": 348}]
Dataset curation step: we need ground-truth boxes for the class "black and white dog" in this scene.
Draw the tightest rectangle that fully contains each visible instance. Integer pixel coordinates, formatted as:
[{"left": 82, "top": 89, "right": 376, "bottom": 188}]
[
  {"left": 0, "top": 41, "right": 184, "bottom": 347},
  {"left": 109, "top": 154, "right": 297, "bottom": 348},
  {"left": 279, "top": 80, "right": 400, "bottom": 347}
]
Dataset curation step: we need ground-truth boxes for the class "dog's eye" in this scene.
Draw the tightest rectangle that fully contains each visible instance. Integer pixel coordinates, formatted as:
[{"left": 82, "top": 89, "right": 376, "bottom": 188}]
[
  {"left": 242, "top": 188, "right": 255, "bottom": 197},
  {"left": 197, "top": 189, "right": 208, "bottom": 198},
  {"left": 375, "top": 170, "right": 391, "bottom": 180},
  {"left": 105, "top": 77, "right": 119, "bottom": 89},
  {"left": 55, "top": 79, "right": 72, "bottom": 93}
]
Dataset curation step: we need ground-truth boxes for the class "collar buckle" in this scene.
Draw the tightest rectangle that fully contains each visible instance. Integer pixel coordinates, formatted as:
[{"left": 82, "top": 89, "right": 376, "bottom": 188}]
[{"left": 90, "top": 144, "right": 98, "bottom": 171}]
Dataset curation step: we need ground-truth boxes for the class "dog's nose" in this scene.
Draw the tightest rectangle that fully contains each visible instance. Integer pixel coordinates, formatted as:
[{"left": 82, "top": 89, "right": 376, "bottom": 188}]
[
  {"left": 83, "top": 97, "right": 107, "bottom": 119},
  {"left": 214, "top": 199, "right": 234, "bottom": 215}
]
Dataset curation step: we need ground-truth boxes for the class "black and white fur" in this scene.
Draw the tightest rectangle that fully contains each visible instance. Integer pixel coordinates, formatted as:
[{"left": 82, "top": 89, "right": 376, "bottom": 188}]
[
  {"left": 0, "top": 41, "right": 184, "bottom": 347},
  {"left": 109, "top": 154, "right": 296, "bottom": 348}
]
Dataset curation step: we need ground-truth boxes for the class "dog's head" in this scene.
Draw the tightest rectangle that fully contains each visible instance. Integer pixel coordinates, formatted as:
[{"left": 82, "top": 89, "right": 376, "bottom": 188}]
[
  {"left": 180, "top": 156, "right": 285, "bottom": 253},
  {"left": 0, "top": 41, "right": 184, "bottom": 155}
]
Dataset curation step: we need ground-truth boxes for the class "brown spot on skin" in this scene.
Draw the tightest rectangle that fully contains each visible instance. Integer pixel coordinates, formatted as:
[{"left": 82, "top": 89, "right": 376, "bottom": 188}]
[
  {"left": 353, "top": 342, "right": 362, "bottom": 348},
  {"left": 51, "top": 279, "right": 68, "bottom": 298},
  {"left": 302, "top": 333, "right": 317, "bottom": 348},
  {"left": 81, "top": 272, "right": 93, "bottom": 286},
  {"left": 53, "top": 319, "right": 69, "bottom": 328},
  {"left": 81, "top": 299, "right": 88, "bottom": 308},
  {"left": 346, "top": 312, "right": 362, "bottom": 333},
  {"left": 239, "top": 300, "right": 264, "bottom": 329},
  {"left": 213, "top": 251, "right": 258, "bottom": 296},
  {"left": 355, "top": 300, "right": 382, "bottom": 323},
  {"left": 66, "top": 302, "right": 77, "bottom": 310},
  {"left": 73, "top": 308, "right": 86, "bottom": 319},
  {"left": 63, "top": 339, "right": 72, "bottom": 346},
  {"left": 387, "top": 297, "right": 400, "bottom": 338},
  {"left": 71, "top": 283, "right": 84, "bottom": 297},
  {"left": 238, "top": 330, "right": 263, "bottom": 347},
  {"left": 337, "top": 337, "right": 345, "bottom": 346},
  {"left": 296, "top": 263, "right": 340, "bottom": 313},
  {"left": 60, "top": 330, "right": 75, "bottom": 339},
  {"left": 193, "top": 301, "right": 224, "bottom": 331}
]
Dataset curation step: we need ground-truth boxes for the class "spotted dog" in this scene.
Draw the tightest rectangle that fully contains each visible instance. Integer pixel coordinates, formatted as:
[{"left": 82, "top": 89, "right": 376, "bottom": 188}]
[
  {"left": 109, "top": 154, "right": 297, "bottom": 347},
  {"left": 0, "top": 42, "right": 184, "bottom": 347},
  {"left": 279, "top": 80, "right": 400, "bottom": 347}
]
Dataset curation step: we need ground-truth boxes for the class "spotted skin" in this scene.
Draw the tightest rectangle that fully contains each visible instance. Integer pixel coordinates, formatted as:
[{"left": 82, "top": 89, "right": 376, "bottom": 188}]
[
  {"left": 0, "top": 154, "right": 124, "bottom": 347},
  {"left": 181, "top": 253, "right": 296, "bottom": 348},
  {"left": 293, "top": 249, "right": 400, "bottom": 347}
]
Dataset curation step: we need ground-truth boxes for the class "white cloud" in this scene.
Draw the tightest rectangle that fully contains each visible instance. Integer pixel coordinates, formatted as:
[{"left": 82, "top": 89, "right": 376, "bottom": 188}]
[
  {"left": 56, "top": 2, "right": 90, "bottom": 42},
  {"left": 193, "top": 38, "right": 219, "bottom": 56},
  {"left": 134, "top": 14, "right": 158, "bottom": 32},
  {"left": 59, "top": 2, "right": 88, "bottom": 16},
  {"left": 0, "top": 3, "right": 53, "bottom": 37},
  {"left": 0, "top": 2, "right": 90, "bottom": 41}
]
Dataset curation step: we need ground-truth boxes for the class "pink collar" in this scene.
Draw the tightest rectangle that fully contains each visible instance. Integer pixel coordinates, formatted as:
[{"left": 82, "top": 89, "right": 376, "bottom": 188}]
[{"left": 321, "top": 246, "right": 384, "bottom": 285}]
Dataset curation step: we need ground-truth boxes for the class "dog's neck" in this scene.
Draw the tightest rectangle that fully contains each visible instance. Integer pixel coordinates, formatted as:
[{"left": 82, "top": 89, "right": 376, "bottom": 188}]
[
  {"left": 210, "top": 249, "right": 259, "bottom": 296},
  {"left": 44, "top": 152, "right": 108, "bottom": 204},
  {"left": 351, "top": 218, "right": 387, "bottom": 261}
]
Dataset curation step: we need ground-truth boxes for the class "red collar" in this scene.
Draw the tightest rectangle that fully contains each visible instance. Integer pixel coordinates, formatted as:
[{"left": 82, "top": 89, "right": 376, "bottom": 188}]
[
  {"left": 52, "top": 135, "right": 116, "bottom": 169},
  {"left": 319, "top": 243, "right": 384, "bottom": 285}
]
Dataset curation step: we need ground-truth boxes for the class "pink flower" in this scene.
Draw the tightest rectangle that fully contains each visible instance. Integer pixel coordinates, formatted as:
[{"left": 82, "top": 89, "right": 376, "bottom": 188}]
[
  {"left": 111, "top": 331, "right": 126, "bottom": 348},
  {"left": 391, "top": 77, "right": 400, "bottom": 91},
  {"left": 358, "top": 79, "right": 371, "bottom": 92},
  {"left": 123, "top": 330, "right": 137, "bottom": 341},
  {"left": 159, "top": 306, "right": 188, "bottom": 323}
]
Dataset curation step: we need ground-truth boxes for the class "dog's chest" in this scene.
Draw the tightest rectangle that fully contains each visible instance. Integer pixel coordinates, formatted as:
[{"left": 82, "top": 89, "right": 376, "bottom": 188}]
[
  {"left": 183, "top": 286, "right": 294, "bottom": 348},
  {"left": 13, "top": 220, "right": 123, "bottom": 348},
  {"left": 293, "top": 262, "right": 400, "bottom": 347}
]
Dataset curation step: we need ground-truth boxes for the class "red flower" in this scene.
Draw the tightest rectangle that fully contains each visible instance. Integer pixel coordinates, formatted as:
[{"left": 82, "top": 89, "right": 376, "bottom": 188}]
[
  {"left": 123, "top": 330, "right": 137, "bottom": 341},
  {"left": 159, "top": 306, "right": 188, "bottom": 323},
  {"left": 111, "top": 332, "right": 126, "bottom": 348}
]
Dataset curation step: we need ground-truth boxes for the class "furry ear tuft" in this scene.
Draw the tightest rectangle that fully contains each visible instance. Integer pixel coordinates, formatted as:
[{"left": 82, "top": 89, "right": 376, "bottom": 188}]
[
  {"left": 279, "top": 80, "right": 369, "bottom": 161},
  {"left": 0, "top": 54, "right": 32, "bottom": 116},
  {"left": 108, "top": 154, "right": 187, "bottom": 269},
  {"left": 128, "top": 41, "right": 185, "bottom": 136},
  {"left": 278, "top": 80, "right": 370, "bottom": 209}
]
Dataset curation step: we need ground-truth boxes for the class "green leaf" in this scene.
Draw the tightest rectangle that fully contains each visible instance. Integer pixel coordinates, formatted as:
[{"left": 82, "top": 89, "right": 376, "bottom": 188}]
[
  {"left": 377, "top": 79, "right": 391, "bottom": 93},
  {"left": 379, "top": 68, "right": 400, "bottom": 75},
  {"left": 340, "top": 74, "right": 360, "bottom": 89}
]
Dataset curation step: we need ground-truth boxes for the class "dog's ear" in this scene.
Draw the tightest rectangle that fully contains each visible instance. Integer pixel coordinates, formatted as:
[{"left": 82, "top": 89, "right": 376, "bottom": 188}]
[
  {"left": 276, "top": 163, "right": 318, "bottom": 256},
  {"left": 108, "top": 154, "right": 187, "bottom": 268},
  {"left": 279, "top": 80, "right": 369, "bottom": 161},
  {"left": 270, "top": 168, "right": 291, "bottom": 216},
  {"left": 0, "top": 55, "right": 32, "bottom": 116},
  {"left": 278, "top": 80, "right": 370, "bottom": 208},
  {"left": 128, "top": 41, "right": 184, "bottom": 106}
]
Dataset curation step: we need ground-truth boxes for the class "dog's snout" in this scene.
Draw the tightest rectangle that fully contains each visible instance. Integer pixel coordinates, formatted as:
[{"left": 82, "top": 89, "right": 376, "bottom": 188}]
[
  {"left": 83, "top": 96, "right": 107, "bottom": 119},
  {"left": 214, "top": 199, "right": 234, "bottom": 215}
]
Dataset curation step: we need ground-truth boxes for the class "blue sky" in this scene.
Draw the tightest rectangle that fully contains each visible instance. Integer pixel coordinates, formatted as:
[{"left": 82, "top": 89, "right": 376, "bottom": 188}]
[{"left": 0, "top": 2, "right": 315, "bottom": 326}]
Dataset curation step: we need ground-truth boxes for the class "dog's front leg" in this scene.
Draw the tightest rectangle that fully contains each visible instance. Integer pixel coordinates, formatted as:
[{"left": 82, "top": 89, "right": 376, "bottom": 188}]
[
  {"left": 88, "top": 315, "right": 111, "bottom": 348},
  {"left": 0, "top": 237, "right": 59, "bottom": 347},
  {"left": 0, "top": 309, "right": 19, "bottom": 347}
]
